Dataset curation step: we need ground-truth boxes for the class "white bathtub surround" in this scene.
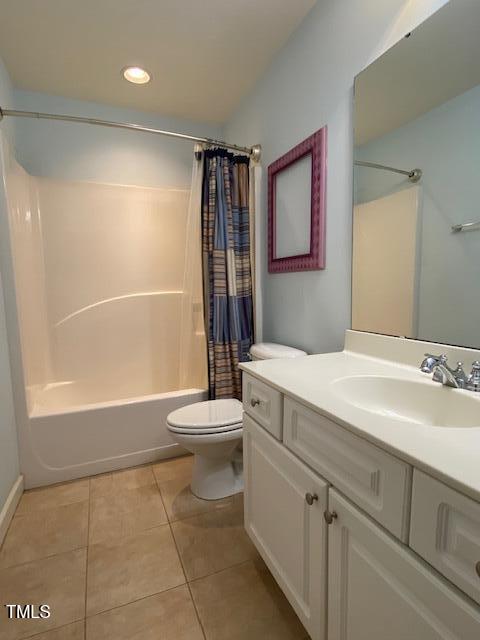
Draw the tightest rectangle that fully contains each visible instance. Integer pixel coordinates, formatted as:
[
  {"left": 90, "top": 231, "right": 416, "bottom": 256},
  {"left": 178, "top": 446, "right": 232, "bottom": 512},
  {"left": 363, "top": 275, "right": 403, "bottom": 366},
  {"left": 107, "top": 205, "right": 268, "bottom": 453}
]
[
  {"left": 0, "top": 139, "right": 209, "bottom": 488},
  {"left": 0, "top": 60, "right": 21, "bottom": 532},
  {"left": 240, "top": 330, "right": 480, "bottom": 502},
  {"left": 0, "top": 475, "right": 23, "bottom": 545},
  {"left": 7, "top": 172, "right": 207, "bottom": 403}
]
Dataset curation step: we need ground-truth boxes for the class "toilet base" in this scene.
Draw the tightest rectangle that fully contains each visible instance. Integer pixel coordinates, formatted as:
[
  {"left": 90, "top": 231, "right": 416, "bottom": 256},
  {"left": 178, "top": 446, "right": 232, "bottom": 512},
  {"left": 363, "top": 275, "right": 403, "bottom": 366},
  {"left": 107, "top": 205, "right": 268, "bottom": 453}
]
[
  {"left": 191, "top": 453, "right": 243, "bottom": 500},
  {"left": 166, "top": 423, "right": 243, "bottom": 501}
]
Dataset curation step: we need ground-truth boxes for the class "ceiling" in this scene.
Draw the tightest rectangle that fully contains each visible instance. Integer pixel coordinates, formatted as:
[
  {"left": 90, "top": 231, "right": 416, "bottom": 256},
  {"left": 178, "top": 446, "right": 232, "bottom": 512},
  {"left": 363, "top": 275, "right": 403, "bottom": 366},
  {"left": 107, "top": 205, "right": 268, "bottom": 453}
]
[
  {"left": 0, "top": 0, "right": 315, "bottom": 124},
  {"left": 355, "top": 0, "right": 480, "bottom": 145}
]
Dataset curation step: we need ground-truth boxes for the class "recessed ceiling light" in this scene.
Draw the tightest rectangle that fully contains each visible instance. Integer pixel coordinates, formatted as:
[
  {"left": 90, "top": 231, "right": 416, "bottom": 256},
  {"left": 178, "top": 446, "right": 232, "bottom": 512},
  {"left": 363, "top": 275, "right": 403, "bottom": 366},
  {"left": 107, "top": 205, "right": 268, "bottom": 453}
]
[{"left": 122, "top": 66, "right": 151, "bottom": 84}]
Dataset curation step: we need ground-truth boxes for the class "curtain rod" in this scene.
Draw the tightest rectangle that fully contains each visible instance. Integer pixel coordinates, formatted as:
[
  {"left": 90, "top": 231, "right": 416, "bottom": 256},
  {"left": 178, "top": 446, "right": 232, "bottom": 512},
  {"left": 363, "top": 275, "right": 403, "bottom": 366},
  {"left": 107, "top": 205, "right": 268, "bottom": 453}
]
[
  {"left": 354, "top": 160, "right": 422, "bottom": 183},
  {"left": 0, "top": 107, "right": 262, "bottom": 161}
]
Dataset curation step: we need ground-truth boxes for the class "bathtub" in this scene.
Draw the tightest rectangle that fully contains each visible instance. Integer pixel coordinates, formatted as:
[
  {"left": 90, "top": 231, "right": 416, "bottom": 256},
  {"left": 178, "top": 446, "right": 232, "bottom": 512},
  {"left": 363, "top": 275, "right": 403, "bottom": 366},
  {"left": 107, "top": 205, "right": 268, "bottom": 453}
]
[{"left": 25, "top": 384, "right": 206, "bottom": 488}]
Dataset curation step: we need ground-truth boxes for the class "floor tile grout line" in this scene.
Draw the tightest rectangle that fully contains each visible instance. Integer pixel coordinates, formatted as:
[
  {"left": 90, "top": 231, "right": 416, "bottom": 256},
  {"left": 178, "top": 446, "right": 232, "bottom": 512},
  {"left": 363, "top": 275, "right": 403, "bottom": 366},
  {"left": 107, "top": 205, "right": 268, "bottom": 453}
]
[
  {"left": 12, "top": 497, "right": 88, "bottom": 519},
  {"left": 154, "top": 464, "right": 208, "bottom": 640},
  {"left": 168, "top": 515, "right": 208, "bottom": 640},
  {"left": 84, "top": 580, "right": 188, "bottom": 620},
  {"left": 19, "top": 617, "right": 85, "bottom": 640},
  {"left": 88, "top": 519, "right": 171, "bottom": 546},
  {"left": 186, "top": 581, "right": 208, "bottom": 640},
  {"left": 84, "top": 477, "right": 91, "bottom": 639},
  {"left": 187, "top": 557, "right": 257, "bottom": 586},
  {"left": 155, "top": 476, "right": 189, "bottom": 588},
  {"left": 0, "top": 543, "right": 89, "bottom": 572}
]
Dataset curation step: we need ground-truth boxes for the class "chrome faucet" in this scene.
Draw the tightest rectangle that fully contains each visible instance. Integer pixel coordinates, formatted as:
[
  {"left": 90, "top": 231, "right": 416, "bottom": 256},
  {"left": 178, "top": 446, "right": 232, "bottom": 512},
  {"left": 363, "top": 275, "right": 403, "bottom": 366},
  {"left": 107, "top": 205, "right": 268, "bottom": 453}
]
[{"left": 419, "top": 353, "right": 480, "bottom": 391}]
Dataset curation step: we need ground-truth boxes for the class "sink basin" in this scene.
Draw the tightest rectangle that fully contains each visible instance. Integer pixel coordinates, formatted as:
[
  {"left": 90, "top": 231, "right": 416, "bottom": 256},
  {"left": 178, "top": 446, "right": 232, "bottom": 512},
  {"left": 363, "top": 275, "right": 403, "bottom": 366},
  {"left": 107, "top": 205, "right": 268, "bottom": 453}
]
[{"left": 331, "top": 375, "right": 480, "bottom": 428}]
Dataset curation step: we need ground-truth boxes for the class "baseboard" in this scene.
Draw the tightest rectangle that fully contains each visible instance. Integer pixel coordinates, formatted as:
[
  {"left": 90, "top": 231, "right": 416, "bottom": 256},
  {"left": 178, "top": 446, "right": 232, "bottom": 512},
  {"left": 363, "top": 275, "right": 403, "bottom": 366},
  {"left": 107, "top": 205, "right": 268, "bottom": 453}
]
[{"left": 0, "top": 475, "right": 24, "bottom": 545}]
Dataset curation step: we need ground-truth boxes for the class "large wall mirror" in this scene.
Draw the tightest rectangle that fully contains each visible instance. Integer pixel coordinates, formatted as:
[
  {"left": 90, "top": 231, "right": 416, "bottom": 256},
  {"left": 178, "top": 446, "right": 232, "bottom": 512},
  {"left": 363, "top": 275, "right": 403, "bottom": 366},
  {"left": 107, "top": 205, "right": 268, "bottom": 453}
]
[{"left": 353, "top": 0, "right": 480, "bottom": 350}]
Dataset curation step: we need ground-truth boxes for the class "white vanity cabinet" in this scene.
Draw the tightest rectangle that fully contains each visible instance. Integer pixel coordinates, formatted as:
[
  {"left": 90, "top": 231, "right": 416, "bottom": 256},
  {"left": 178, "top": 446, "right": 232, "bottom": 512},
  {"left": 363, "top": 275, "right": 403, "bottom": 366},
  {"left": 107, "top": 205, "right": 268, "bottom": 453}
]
[
  {"left": 243, "top": 413, "right": 328, "bottom": 640},
  {"left": 283, "top": 397, "right": 411, "bottom": 540},
  {"left": 328, "top": 490, "right": 480, "bottom": 640},
  {"left": 410, "top": 470, "right": 480, "bottom": 606},
  {"left": 241, "top": 372, "right": 480, "bottom": 639}
]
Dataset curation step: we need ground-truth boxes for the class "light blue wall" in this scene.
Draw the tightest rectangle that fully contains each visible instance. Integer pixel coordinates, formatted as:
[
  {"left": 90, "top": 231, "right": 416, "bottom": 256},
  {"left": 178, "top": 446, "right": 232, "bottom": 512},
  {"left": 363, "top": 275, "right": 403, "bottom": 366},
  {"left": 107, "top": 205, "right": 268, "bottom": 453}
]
[
  {"left": 13, "top": 90, "right": 223, "bottom": 188},
  {"left": 224, "top": 0, "right": 449, "bottom": 354},
  {"left": 0, "top": 56, "right": 20, "bottom": 509},
  {"left": 356, "top": 83, "right": 480, "bottom": 348}
]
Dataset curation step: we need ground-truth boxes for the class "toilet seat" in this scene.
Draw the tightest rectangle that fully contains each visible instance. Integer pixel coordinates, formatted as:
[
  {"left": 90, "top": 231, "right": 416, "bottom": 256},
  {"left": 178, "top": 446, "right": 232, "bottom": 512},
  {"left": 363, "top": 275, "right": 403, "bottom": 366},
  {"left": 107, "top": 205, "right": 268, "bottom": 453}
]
[
  {"left": 167, "top": 422, "right": 243, "bottom": 436},
  {"left": 166, "top": 398, "right": 243, "bottom": 433}
]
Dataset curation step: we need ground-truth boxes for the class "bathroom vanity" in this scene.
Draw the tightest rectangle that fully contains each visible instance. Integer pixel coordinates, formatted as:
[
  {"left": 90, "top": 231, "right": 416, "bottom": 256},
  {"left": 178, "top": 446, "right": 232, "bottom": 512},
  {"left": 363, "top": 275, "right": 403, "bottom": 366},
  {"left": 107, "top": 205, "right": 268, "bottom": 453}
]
[
  {"left": 240, "top": 4, "right": 480, "bottom": 637},
  {"left": 240, "top": 331, "right": 480, "bottom": 640}
]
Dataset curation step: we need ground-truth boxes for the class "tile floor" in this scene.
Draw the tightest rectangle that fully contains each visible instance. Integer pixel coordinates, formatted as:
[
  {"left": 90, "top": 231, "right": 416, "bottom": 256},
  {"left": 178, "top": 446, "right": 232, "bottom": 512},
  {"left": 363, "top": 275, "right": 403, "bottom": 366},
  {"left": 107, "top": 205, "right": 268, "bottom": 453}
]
[{"left": 0, "top": 455, "right": 308, "bottom": 640}]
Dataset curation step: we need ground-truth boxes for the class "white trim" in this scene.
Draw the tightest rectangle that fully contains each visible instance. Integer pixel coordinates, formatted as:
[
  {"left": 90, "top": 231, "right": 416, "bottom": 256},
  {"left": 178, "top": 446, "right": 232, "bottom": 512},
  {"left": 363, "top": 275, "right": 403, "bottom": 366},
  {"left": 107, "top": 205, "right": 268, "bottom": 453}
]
[
  {"left": 252, "top": 165, "right": 263, "bottom": 342},
  {"left": 0, "top": 475, "right": 24, "bottom": 545}
]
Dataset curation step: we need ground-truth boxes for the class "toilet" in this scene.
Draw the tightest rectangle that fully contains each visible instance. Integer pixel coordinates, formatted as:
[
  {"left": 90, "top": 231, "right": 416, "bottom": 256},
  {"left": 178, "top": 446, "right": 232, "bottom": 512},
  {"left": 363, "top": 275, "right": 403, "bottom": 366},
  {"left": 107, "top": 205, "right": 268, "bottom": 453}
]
[{"left": 166, "top": 342, "right": 307, "bottom": 500}]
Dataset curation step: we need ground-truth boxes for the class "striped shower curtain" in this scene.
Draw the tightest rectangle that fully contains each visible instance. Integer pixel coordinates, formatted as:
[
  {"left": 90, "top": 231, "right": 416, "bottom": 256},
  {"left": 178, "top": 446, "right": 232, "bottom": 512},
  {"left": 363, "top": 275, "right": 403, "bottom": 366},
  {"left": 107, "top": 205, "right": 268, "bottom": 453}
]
[{"left": 202, "top": 149, "right": 253, "bottom": 400}]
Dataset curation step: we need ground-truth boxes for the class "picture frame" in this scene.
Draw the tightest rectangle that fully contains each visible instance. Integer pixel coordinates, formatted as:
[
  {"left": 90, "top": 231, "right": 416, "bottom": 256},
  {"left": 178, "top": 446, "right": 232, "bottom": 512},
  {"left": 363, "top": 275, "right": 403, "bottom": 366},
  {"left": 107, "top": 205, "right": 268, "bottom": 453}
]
[{"left": 267, "top": 126, "right": 327, "bottom": 273}]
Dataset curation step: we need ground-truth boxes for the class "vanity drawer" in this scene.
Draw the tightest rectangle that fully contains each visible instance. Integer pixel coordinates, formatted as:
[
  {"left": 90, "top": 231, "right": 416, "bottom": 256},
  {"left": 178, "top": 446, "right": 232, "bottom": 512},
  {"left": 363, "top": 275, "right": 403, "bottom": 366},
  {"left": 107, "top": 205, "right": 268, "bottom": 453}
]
[
  {"left": 243, "top": 374, "right": 283, "bottom": 439},
  {"left": 283, "top": 397, "right": 412, "bottom": 540},
  {"left": 410, "top": 470, "right": 480, "bottom": 605}
]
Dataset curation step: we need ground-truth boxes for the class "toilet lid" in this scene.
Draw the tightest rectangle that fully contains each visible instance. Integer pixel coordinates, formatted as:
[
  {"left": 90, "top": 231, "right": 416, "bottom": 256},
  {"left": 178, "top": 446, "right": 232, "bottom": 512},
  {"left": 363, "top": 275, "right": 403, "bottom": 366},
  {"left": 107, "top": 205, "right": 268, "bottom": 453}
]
[
  {"left": 249, "top": 342, "right": 307, "bottom": 360},
  {"left": 166, "top": 399, "right": 243, "bottom": 430}
]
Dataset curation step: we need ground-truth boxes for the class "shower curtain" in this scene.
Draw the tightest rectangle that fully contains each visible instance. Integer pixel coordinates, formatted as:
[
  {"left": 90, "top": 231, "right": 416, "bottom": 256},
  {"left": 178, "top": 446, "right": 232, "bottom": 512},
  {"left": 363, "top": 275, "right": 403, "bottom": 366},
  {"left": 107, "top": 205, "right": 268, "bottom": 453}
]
[{"left": 202, "top": 149, "right": 254, "bottom": 400}]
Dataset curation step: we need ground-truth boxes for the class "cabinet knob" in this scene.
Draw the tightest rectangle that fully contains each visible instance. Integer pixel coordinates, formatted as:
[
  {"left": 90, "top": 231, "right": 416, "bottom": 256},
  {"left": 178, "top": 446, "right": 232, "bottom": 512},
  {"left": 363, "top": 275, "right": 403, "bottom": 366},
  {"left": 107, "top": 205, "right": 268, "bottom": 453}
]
[
  {"left": 305, "top": 493, "right": 318, "bottom": 506},
  {"left": 324, "top": 510, "right": 338, "bottom": 524},
  {"left": 476, "top": 561, "right": 480, "bottom": 578},
  {"left": 250, "top": 398, "right": 261, "bottom": 407}
]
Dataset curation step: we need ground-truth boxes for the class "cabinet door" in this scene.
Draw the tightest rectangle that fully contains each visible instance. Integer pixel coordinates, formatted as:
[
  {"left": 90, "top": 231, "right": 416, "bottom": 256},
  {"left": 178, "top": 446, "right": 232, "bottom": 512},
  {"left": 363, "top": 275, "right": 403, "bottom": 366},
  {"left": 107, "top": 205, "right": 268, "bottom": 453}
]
[
  {"left": 328, "top": 489, "right": 480, "bottom": 640},
  {"left": 243, "top": 413, "right": 328, "bottom": 640}
]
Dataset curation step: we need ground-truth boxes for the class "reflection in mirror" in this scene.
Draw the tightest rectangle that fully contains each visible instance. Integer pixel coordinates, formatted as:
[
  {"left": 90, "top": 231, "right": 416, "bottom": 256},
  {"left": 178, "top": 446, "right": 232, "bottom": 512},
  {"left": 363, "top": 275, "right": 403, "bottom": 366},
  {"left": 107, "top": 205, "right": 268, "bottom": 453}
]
[
  {"left": 353, "top": 0, "right": 480, "bottom": 349},
  {"left": 275, "top": 154, "right": 312, "bottom": 258}
]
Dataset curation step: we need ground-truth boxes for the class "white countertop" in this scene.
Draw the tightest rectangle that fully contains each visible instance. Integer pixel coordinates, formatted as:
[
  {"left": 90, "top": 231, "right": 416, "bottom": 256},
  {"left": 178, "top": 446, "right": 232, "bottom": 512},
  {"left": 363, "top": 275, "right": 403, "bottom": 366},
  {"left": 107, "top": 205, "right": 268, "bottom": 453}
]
[{"left": 240, "top": 332, "right": 480, "bottom": 502}]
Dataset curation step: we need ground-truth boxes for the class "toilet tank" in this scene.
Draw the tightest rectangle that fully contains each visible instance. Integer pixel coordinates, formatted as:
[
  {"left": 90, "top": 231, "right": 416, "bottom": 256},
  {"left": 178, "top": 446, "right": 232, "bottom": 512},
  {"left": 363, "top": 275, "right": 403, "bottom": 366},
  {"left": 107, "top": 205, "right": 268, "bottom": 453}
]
[{"left": 249, "top": 342, "right": 307, "bottom": 361}]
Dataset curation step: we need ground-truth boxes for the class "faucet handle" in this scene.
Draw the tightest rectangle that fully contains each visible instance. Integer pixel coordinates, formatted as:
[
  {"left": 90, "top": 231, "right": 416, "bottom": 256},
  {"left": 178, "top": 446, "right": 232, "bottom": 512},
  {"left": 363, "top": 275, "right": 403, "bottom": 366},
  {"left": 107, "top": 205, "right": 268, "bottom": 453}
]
[
  {"left": 467, "top": 361, "right": 480, "bottom": 392},
  {"left": 424, "top": 353, "right": 448, "bottom": 362},
  {"left": 420, "top": 353, "right": 447, "bottom": 374},
  {"left": 453, "top": 362, "right": 467, "bottom": 387}
]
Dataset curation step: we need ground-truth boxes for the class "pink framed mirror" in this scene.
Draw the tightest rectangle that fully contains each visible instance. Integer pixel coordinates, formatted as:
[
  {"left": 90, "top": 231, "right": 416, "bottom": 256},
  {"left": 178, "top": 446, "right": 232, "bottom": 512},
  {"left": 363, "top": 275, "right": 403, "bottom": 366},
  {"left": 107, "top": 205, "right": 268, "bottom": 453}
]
[{"left": 268, "top": 127, "right": 327, "bottom": 273}]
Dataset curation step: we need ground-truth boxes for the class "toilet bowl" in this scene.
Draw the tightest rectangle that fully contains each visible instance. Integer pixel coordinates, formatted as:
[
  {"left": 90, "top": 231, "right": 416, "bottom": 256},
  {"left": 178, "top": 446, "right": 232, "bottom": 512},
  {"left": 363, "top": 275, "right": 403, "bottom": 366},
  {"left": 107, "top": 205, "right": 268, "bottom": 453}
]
[
  {"left": 167, "top": 399, "right": 243, "bottom": 500},
  {"left": 166, "top": 343, "right": 307, "bottom": 500}
]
